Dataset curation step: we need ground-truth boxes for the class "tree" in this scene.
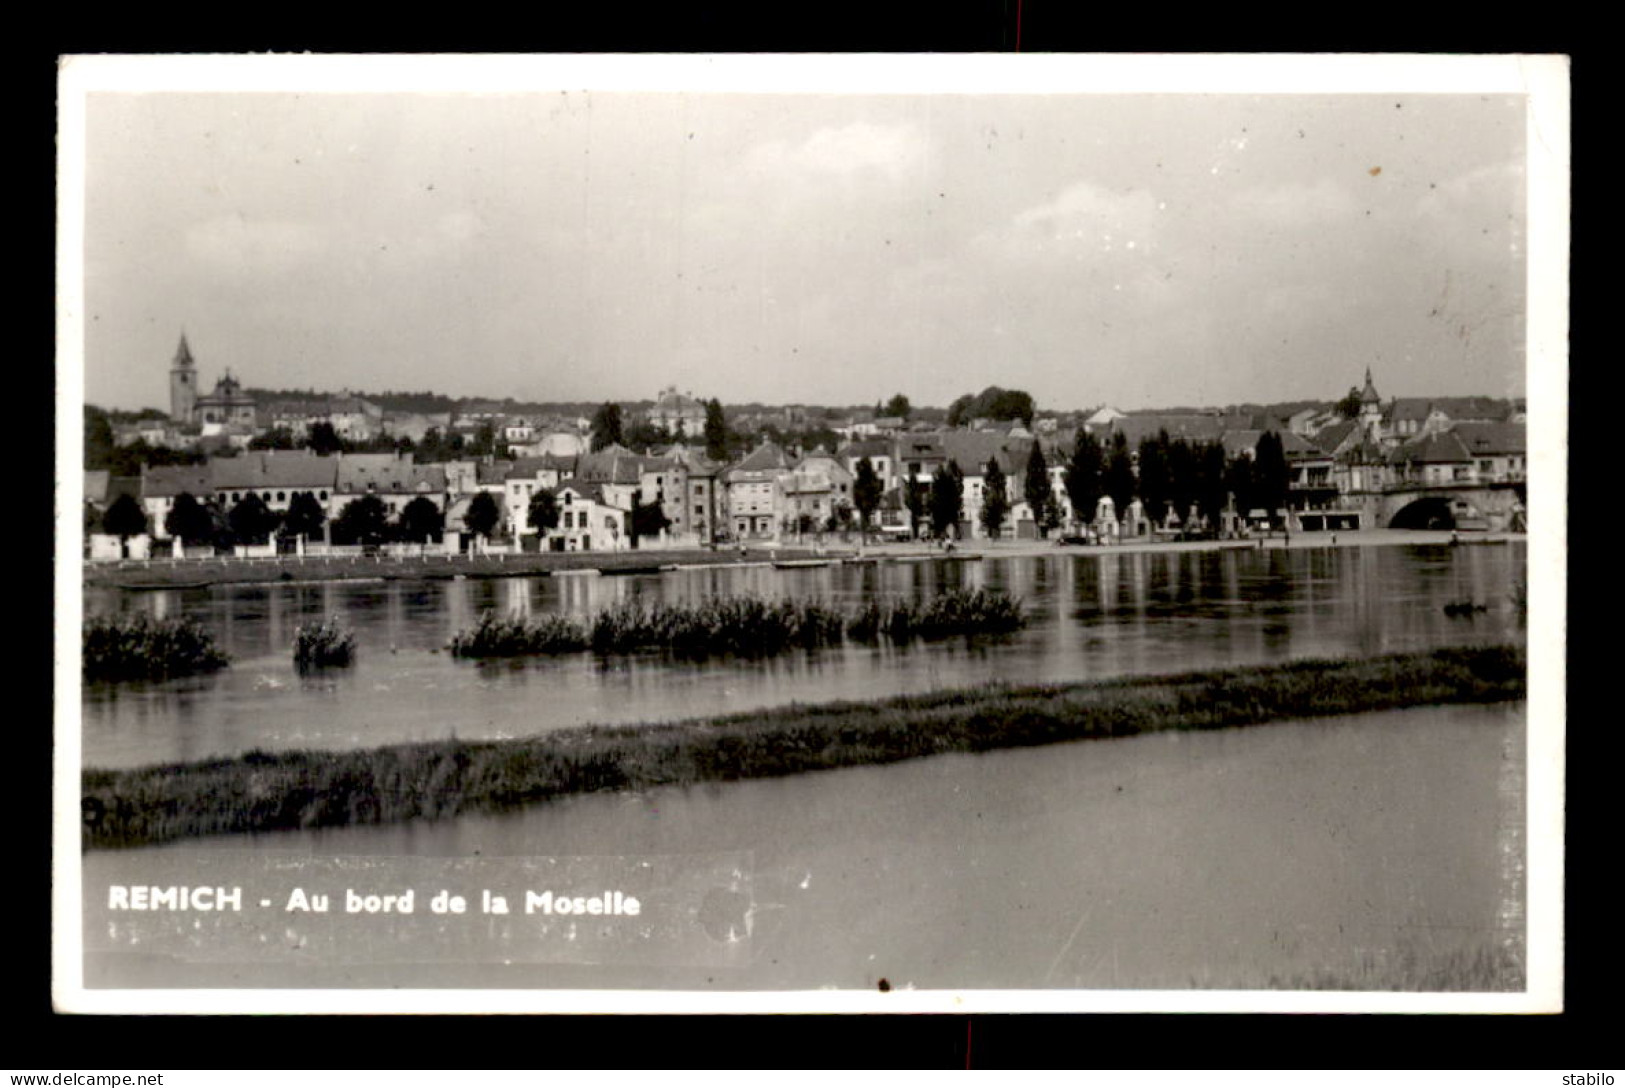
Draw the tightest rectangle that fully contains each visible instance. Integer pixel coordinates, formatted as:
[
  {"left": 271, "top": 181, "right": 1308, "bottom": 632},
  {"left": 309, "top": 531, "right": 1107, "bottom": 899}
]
[
  {"left": 624, "top": 418, "right": 673, "bottom": 452},
  {"left": 164, "top": 493, "right": 214, "bottom": 546},
  {"left": 986, "top": 388, "right": 1036, "bottom": 426},
  {"left": 227, "top": 494, "right": 279, "bottom": 546},
  {"left": 1039, "top": 488, "right": 1065, "bottom": 536},
  {"left": 1225, "top": 449, "right": 1256, "bottom": 517},
  {"left": 527, "top": 489, "right": 560, "bottom": 537},
  {"left": 703, "top": 399, "right": 729, "bottom": 461},
  {"left": 853, "top": 457, "right": 883, "bottom": 541},
  {"left": 85, "top": 407, "right": 116, "bottom": 471},
  {"left": 1104, "top": 431, "right": 1137, "bottom": 520},
  {"left": 332, "top": 494, "right": 389, "bottom": 547},
  {"left": 307, "top": 421, "right": 345, "bottom": 455},
  {"left": 1024, "top": 442, "right": 1054, "bottom": 537},
  {"left": 101, "top": 494, "right": 148, "bottom": 550},
  {"left": 1253, "top": 431, "right": 1291, "bottom": 521},
  {"left": 904, "top": 477, "right": 928, "bottom": 540},
  {"left": 980, "top": 458, "right": 1010, "bottom": 540},
  {"left": 248, "top": 427, "right": 299, "bottom": 451},
  {"left": 1167, "top": 438, "right": 1199, "bottom": 529},
  {"left": 882, "top": 393, "right": 912, "bottom": 420},
  {"left": 399, "top": 496, "right": 445, "bottom": 543},
  {"left": 417, "top": 427, "right": 449, "bottom": 462},
  {"left": 468, "top": 422, "right": 498, "bottom": 459},
  {"left": 929, "top": 460, "right": 964, "bottom": 539},
  {"left": 946, "top": 386, "right": 1036, "bottom": 427},
  {"left": 1336, "top": 387, "right": 1364, "bottom": 420},
  {"left": 463, "top": 491, "right": 501, "bottom": 540},
  {"left": 103, "top": 438, "right": 205, "bottom": 479},
  {"left": 630, "top": 496, "right": 671, "bottom": 547},
  {"left": 590, "top": 403, "right": 624, "bottom": 452},
  {"left": 1137, "top": 432, "right": 1173, "bottom": 526},
  {"left": 1066, "top": 431, "right": 1105, "bottom": 528},
  {"left": 281, "top": 491, "right": 327, "bottom": 543},
  {"left": 1196, "top": 441, "right": 1230, "bottom": 527}
]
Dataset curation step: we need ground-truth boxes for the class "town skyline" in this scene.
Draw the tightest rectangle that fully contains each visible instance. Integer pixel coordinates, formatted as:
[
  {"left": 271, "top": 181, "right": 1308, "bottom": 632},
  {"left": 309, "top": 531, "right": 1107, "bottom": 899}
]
[
  {"left": 70, "top": 57, "right": 1539, "bottom": 415},
  {"left": 96, "top": 330, "right": 1522, "bottom": 421}
]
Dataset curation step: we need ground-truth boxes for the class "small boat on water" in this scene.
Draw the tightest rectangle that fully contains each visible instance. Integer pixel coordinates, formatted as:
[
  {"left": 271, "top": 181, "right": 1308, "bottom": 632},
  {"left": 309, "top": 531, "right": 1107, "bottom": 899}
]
[
  {"left": 773, "top": 558, "right": 836, "bottom": 569},
  {"left": 115, "top": 580, "right": 211, "bottom": 591},
  {"left": 600, "top": 565, "right": 665, "bottom": 576}
]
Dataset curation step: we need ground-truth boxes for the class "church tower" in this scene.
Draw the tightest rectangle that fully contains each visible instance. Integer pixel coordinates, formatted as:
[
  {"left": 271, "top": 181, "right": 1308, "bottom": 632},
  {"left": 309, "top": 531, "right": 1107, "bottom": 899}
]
[
  {"left": 1358, "top": 366, "right": 1383, "bottom": 440},
  {"left": 169, "top": 333, "right": 197, "bottom": 423}
]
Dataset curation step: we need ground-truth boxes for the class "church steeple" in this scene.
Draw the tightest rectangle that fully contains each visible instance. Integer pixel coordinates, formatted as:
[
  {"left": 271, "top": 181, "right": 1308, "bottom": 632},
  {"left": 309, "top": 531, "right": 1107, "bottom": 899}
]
[
  {"left": 1359, "top": 366, "right": 1384, "bottom": 442},
  {"left": 169, "top": 331, "right": 198, "bottom": 423}
]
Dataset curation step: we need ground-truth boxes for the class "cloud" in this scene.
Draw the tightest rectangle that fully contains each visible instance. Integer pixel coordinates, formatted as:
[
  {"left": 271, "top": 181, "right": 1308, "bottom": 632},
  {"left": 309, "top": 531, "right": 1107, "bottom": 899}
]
[
  {"left": 742, "top": 121, "right": 927, "bottom": 184},
  {"left": 1229, "top": 179, "right": 1359, "bottom": 225},
  {"left": 1004, "top": 181, "right": 1162, "bottom": 258},
  {"left": 183, "top": 216, "right": 326, "bottom": 275}
]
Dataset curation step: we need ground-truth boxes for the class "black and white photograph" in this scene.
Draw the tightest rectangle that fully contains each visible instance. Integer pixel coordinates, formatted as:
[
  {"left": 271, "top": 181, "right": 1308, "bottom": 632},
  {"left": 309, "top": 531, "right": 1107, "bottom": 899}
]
[{"left": 54, "top": 54, "right": 1567, "bottom": 1014}]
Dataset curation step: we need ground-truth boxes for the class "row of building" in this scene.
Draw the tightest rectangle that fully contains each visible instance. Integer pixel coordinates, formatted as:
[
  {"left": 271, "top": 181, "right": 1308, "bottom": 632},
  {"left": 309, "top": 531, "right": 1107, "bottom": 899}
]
[
  {"left": 95, "top": 339, "right": 1527, "bottom": 549},
  {"left": 138, "top": 335, "right": 712, "bottom": 454},
  {"left": 87, "top": 390, "right": 1529, "bottom": 555}
]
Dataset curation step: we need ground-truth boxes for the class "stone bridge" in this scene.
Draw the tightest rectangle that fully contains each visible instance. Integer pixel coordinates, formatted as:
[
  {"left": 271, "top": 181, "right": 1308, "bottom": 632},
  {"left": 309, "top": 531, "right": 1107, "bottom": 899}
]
[{"left": 1370, "top": 481, "right": 1527, "bottom": 531}]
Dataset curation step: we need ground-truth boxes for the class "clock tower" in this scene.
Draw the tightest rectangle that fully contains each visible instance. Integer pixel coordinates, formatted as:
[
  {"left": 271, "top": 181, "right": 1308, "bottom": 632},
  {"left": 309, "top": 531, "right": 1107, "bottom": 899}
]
[{"left": 169, "top": 333, "right": 197, "bottom": 423}]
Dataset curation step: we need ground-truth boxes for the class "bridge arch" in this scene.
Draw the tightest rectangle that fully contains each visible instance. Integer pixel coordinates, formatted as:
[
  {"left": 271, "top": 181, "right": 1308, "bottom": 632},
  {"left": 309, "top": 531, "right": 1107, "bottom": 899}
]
[{"left": 1386, "top": 495, "right": 1457, "bottom": 530}]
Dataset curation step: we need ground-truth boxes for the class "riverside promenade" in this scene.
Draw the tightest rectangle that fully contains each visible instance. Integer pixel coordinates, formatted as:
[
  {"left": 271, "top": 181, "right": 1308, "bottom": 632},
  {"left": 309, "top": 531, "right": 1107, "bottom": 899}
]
[{"left": 81, "top": 528, "right": 1523, "bottom": 590}]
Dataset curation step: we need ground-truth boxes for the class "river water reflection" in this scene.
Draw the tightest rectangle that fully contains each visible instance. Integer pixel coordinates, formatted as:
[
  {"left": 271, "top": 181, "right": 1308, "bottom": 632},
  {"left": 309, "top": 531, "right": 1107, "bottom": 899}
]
[
  {"left": 85, "top": 702, "right": 1525, "bottom": 992},
  {"left": 82, "top": 542, "right": 1525, "bottom": 769}
]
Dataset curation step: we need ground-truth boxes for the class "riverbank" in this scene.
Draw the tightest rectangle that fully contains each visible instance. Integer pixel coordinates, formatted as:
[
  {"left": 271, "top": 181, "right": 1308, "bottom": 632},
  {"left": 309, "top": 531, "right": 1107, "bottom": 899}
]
[
  {"left": 862, "top": 527, "right": 1526, "bottom": 563},
  {"left": 81, "top": 527, "right": 1525, "bottom": 590},
  {"left": 81, "top": 643, "right": 1524, "bottom": 849},
  {"left": 81, "top": 544, "right": 830, "bottom": 589}
]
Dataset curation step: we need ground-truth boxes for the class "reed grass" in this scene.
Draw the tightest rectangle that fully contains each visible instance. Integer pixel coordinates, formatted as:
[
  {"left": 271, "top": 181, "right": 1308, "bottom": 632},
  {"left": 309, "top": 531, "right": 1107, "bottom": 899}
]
[
  {"left": 82, "top": 643, "right": 1524, "bottom": 848},
  {"left": 448, "top": 611, "right": 589, "bottom": 656},
  {"left": 292, "top": 617, "right": 357, "bottom": 671},
  {"left": 845, "top": 589, "right": 1026, "bottom": 642},
  {"left": 81, "top": 613, "right": 231, "bottom": 682},
  {"left": 450, "top": 589, "right": 1027, "bottom": 660}
]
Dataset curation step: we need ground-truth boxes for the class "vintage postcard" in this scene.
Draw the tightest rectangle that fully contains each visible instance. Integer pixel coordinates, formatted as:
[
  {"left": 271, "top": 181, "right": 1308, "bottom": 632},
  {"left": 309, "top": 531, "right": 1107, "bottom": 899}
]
[{"left": 54, "top": 53, "right": 1568, "bottom": 1013}]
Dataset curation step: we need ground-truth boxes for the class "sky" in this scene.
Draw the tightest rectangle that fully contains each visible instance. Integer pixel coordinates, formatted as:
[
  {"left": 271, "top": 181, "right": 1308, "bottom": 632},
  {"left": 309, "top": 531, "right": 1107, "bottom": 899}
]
[{"left": 70, "top": 59, "right": 1537, "bottom": 415}]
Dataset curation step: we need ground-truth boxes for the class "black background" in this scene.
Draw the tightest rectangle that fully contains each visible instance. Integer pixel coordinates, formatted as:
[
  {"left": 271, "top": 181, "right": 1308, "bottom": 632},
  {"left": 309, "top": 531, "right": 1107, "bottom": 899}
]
[{"left": 28, "top": 7, "right": 1593, "bottom": 1071}]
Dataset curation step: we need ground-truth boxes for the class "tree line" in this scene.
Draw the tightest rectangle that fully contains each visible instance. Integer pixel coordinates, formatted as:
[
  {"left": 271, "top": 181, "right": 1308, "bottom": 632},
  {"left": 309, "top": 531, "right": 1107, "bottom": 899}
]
[
  {"left": 97, "top": 483, "right": 678, "bottom": 554},
  {"left": 840, "top": 428, "right": 1292, "bottom": 542},
  {"left": 95, "top": 490, "right": 450, "bottom": 551}
]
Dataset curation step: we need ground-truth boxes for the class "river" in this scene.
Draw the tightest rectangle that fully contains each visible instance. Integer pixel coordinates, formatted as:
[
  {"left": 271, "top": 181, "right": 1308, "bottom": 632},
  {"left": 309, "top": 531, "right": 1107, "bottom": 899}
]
[
  {"left": 82, "top": 702, "right": 1525, "bottom": 992},
  {"left": 77, "top": 541, "right": 1528, "bottom": 995},
  {"left": 81, "top": 541, "right": 1526, "bottom": 769}
]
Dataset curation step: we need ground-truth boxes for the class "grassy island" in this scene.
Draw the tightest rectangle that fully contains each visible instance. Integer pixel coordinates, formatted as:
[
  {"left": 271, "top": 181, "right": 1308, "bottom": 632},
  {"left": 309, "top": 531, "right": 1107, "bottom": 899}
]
[
  {"left": 293, "top": 617, "right": 357, "bottom": 671},
  {"left": 81, "top": 614, "right": 231, "bottom": 683},
  {"left": 81, "top": 643, "right": 1525, "bottom": 849},
  {"left": 449, "top": 589, "right": 1026, "bottom": 660}
]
